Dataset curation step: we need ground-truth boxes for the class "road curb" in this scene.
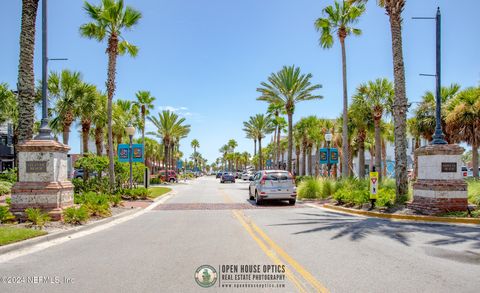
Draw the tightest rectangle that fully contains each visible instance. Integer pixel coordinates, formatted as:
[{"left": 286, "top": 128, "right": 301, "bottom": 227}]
[
  {"left": 0, "top": 189, "right": 174, "bottom": 256},
  {"left": 322, "top": 204, "right": 480, "bottom": 225}
]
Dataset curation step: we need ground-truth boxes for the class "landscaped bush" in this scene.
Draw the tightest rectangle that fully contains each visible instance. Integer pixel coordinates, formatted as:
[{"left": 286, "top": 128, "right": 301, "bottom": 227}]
[
  {"left": 0, "top": 181, "right": 12, "bottom": 196},
  {"left": 467, "top": 179, "right": 480, "bottom": 206},
  {"left": 333, "top": 178, "right": 369, "bottom": 206},
  {"left": 25, "top": 208, "right": 51, "bottom": 228},
  {"left": 297, "top": 178, "right": 322, "bottom": 199},
  {"left": 150, "top": 177, "right": 164, "bottom": 185},
  {"left": 320, "top": 178, "right": 336, "bottom": 198},
  {"left": 109, "top": 194, "right": 122, "bottom": 207},
  {"left": 0, "top": 206, "right": 15, "bottom": 223},
  {"left": 63, "top": 206, "right": 90, "bottom": 225},
  {"left": 120, "top": 187, "right": 151, "bottom": 200},
  {"left": 375, "top": 188, "right": 396, "bottom": 208},
  {"left": 0, "top": 168, "right": 17, "bottom": 183},
  {"left": 75, "top": 192, "right": 111, "bottom": 218},
  {"left": 295, "top": 176, "right": 313, "bottom": 185}
]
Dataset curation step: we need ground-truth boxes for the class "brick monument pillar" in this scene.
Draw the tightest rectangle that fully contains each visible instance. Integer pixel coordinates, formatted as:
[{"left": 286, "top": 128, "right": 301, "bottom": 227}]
[
  {"left": 409, "top": 144, "right": 468, "bottom": 215},
  {"left": 10, "top": 140, "right": 74, "bottom": 221}
]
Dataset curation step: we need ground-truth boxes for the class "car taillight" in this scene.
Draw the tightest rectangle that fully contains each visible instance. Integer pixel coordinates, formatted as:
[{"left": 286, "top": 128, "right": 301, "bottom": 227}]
[{"left": 463, "top": 172, "right": 467, "bottom": 177}]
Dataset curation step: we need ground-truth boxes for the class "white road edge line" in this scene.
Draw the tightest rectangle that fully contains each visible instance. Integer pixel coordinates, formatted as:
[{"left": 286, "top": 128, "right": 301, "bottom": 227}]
[{"left": 0, "top": 193, "right": 174, "bottom": 264}]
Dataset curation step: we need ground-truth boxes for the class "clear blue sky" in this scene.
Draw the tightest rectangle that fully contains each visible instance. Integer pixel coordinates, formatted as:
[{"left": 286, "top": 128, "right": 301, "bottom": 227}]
[{"left": 1, "top": 0, "right": 479, "bottom": 163}]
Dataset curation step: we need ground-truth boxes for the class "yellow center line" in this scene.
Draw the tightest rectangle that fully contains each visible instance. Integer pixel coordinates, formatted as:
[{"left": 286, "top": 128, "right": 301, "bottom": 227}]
[{"left": 221, "top": 189, "right": 329, "bottom": 293}]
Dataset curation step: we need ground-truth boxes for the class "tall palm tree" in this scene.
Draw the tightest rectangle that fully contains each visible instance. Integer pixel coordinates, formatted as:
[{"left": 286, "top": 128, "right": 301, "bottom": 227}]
[
  {"left": 80, "top": 0, "right": 142, "bottom": 187},
  {"left": 48, "top": 70, "right": 83, "bottom": 145},
  {"left": 75, "top": 82, "right": 98, "bottom": 154},
  {"left": 358, "top": 78, "right": 394, "bottom": 180},
  {"left": 17, "top": 0, "right": 39, "bottom": 143},
  {"left": 257, "top": 65, "right": 322, "bottom": 172},
  {"left": 228, "top": 139, "right": 238, "bottom": 170},
  {"left": 244, "top": 115, "right": 274, "bottom": 170},
  {"left": 148, "top": 110, "right": 190, "bottom": 171},
  {"left": 446, "top": 87, "right": 480, "bottom": 178},
  {"left": 112, "top": 99, "right": 137, "bottom": 151},
  {"left": 350, "top": 91, "right": 373, "bottom": 178},
  {"left": 134, "top": 90, "right": 155, "bottom": 156},
  {"left": 315, "top": 0, "right": 365, "bottom": 177},
  {"left": 191, "top": 139, "right": 200, "bottom": 168},
  {"left": 243, "top": 127, "right": 257, "bottom": 158}
]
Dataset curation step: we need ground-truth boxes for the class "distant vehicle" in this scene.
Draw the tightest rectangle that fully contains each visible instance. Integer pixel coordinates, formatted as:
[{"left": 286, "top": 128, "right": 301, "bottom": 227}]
[
  {"left": 248, "top": 170, "right": 296, "bottom": 205},
  {"left": 216, "top": 172, "right": 223, "bottom": 179},
  {"left": 242, "top": 171, "right": 253, "bottom": 181},
  {"left": 220, "top": 172, "right": 235, "bottom": 183},
  {"left": 462, "top": 166, "right": 468, "bottom": 177},
  {"left": 159, "top": 170, "right": 177, "bottom": 183},
  {"left": 73, "top": 168, "right": 98, "bottom": 179}
]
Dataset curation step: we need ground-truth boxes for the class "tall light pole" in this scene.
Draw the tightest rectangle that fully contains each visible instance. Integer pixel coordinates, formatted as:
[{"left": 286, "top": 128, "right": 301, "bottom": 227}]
[
  {"left": 125, "top": 124, "right": 136, "bottom": 189},
  {"left": 325, "top": 130, "right": 333, "bottom": 177},
  {"left": 413, "top": 7, "right": 447, "bottom": 145},
  {"left": 35, "top": 0, "right": 67, "bottom": 141}
]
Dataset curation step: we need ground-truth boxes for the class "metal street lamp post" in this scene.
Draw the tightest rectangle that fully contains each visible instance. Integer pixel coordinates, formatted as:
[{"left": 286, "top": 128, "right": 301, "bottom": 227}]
[
  {"left": 413, "top": 7, "right": 447, "bottom": 145},
  {"left": 125, "top": 124, "right": 136, "bottom": 189},
  {"left": 325, "top": 131, "right": 333, "bottom": 177}
]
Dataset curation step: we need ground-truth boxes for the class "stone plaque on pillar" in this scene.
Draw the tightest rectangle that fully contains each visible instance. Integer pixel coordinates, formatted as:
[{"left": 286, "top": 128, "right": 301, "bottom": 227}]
[
  {"left": 11, "top": 140, "right": 73, "bottom": 221},
  {"left": 409, "top": 144, "right": 468, "bottom": 215}
]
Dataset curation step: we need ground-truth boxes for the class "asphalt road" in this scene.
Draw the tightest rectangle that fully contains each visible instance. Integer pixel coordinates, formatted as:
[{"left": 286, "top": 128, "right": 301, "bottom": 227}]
[{"left": 1, "top": 177, "right": 479, "bottom": 293}]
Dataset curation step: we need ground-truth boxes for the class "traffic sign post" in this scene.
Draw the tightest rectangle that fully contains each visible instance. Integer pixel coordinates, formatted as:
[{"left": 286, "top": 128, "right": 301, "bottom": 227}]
[
  {"left": 266, "top": 159, "right": 272, "bottom": 169},
  {"left": 118, "top": 144, "right": 144, "bottom": 163},
  {"left": 369, "top": 169, "right": 379, "bottom": 210},
  {"left": 319, "top": 147, "right": 338, "bottom": 177}
]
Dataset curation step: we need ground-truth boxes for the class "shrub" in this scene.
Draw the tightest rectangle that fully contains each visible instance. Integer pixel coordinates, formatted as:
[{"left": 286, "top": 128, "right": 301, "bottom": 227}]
[
  {"left": 75, "top": 192, "right": 111, "bottom": 218},
  {"left": 109, "top": 194, "right": 122, "bottom": 207},
  {"left": 63, "top": 206, "right": 90, "bottom": 225},
  {"left": 25, "top": 208, "right": 51, "bottom": 228},
  {"left": 297, "top": 178, "right": 322, "bottom": 199},
  {"left": 333, "top": 178, "right": 369, "bottom": 206},
  {"left": 0, "top": 181, "right": 12, "bottom": 196},
  {"left": 295, "top": 176, "right": 313, "bottom": 185},
  {"left": 467, "top": 179, "right": 480, "bottom": 206},
  {"left": 0, "top": 168, "right": 17, "bottom": 183},
  {"left": 150, "top": 177, "right": 164, "bottom": 185},
  {"left": 375, "top": 188, "right": 396, "bottom": 208},
  {"left": 0, "top": 206, "right": 15, "bottom": 223},
  {"left": 320, "top": 178, "right": 336, "bottom": 198}
]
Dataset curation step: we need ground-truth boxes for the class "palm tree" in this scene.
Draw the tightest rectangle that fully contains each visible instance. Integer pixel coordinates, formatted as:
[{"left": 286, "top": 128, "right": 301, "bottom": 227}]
[
  {"left": 228, "top": 139, "right": 238, "bottom": 170},
  {"left": 257, "top": 65, "right": 322, "bottom": 172},
  {"left": 48, "top": 70, "right": 83, "bottom": 145},
  {"left": 191, "top": 139, "right": 200, "bottom": 169},
  {"left": 75, "top": 82, "right": 98, "bottom": 154},
  {"left": 91, "top": 92, "right": 108, "bottom": 156},
  {"left": 17, "top": 0, "right": 39, "bottom": 143},
  {"left": 446, "top": 87, "right": 480, "bottom": 178},
  {"left": 244, "top": 115, "right": 274, "bottom": 170},
  {"left": 315, "top": 0, "right": 365, "bottom": 177},
  {"left": 148, "top": 110, "right": 190, "bottom": 171},
  {"left": 350, "top": 92, "right": 373, "bottom": 178},
  {"left": 358, "top": 78, "right": 394, "bottom": 180},
  {"left": 134, "top": 90, "right": 156, "bottom": 155},
  {"left": 112, "top": 99, "right": 137, "bottom": 151},
  {"left": 243, "top": 126, "right": 257, "bottom": 158},
  {"left": 80, "top": 0, "right": 142, "bottom": 187},
  {"left": 350, "top": 0, "right": 409, "bottom": 200}
]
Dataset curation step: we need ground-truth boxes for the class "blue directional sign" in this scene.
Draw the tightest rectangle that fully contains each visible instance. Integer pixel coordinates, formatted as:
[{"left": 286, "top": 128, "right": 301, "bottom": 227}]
[
  {"left": 266, "top": 159, "right": 272, "bottom": 167},
  {"left": 319, "top": 148, "right": 338, "bottom": 165},
  {"left": 319, "top": 148, "right": 328, "bottom": 164},
  {"left": 176, "top": 160, "right": 183, "bottom": 169},
  {"left": 329, "top": 148, "right": 339, "bottom": 164},
  {"left": 118, "top": 144, "right": 144, "bottom": 163}
]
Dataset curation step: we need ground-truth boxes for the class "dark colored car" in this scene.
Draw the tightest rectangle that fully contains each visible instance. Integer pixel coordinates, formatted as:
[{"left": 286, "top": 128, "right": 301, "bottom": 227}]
[
  {"left": 73, "top": 169, "right": 98, "bottom": 179},
  {"left": 220, "top": 172, "right": 235, "bottom": 183},
  {"left": 216, "top": 172, "right": 223, "bottom": 179}
]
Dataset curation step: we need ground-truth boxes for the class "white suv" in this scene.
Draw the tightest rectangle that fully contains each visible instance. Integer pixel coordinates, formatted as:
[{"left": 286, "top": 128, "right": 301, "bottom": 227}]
[{"left": 248, "top": 170, "right": 296, "bottom": 205}]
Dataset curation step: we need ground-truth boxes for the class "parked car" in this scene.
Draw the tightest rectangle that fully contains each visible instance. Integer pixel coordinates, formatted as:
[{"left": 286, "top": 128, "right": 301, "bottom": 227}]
[
  {"left": 216, "top": 172, "right": 224, "bottom": 179},
  {"left": 248, "top": 170, "right": 296, "bottom": 205},
  {"left": 73, "top": 168, "right": 98, "bottom": 179},
  {"left": 220, "top": 172, "right": 235, "bottom": 183},
  {"left": 241, "top": 172, "right": 253, "bottom": 181},
  {"left": 462, "top": 166, "right": 468, "bottom": 177},
  {"left": 159, "top": 170, "right": 177, "bottom": 183}
]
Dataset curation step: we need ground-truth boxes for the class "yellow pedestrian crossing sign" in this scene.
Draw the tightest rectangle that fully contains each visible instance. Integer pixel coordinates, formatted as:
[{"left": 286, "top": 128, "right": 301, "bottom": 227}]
[{"left": 370, "top": 172, "right": 379, "bottom": 199}]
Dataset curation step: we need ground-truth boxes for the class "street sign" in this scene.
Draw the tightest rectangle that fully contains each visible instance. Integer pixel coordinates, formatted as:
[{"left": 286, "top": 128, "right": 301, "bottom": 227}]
[
  {"left": 330, "top": 148, "right": 339, "bottom": 164},
  {"left": 370, "top": 171, "right": 379, "bottom": 199},
  {"left": 177, "top": 160, "right": 183, "bottom": 169},
  {"left": 319, "top": 148, "right": 328, "bottom": 164},
  {"left": 266, "top": 159, "right": 272, "bottom": 167},
  {"left": 118, "top": 144, "right": 144, "bottom": 163}
]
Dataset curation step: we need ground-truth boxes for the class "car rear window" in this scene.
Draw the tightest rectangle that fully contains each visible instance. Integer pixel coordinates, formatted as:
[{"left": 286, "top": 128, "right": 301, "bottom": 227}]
[{"left": 265, "top": 172, "right": 291, "bottom": 181}]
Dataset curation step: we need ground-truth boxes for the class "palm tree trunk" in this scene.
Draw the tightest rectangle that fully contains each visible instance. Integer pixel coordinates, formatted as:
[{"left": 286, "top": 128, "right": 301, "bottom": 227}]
[
  {"left": 95, "top": 127, "right": 103, "bottom": 156},
  {"left": 82, "top": 122, "right": 90, "bottom": 154},
  {"left": 106, "top": 33, "right": 119, "bottom": 188},
  {"left": 301, "top": 144, "right": 307, "bottom": 176},
  {"left": 308, "top": 147, "right": 313, "bottom": 176},
  {"left": 369, "top": 147, "right": 375, "bottom": 172},
  {"left": 295, "top": 145, "right": 300, "bottom": 176},
  {"left": 387, "top": 2, "right": 409, "bottom": 201},
  {"left": 287, "top": 113, "right": 293, "bottom": 172},
  {"left": 276, "top": 126, "right": 281, "bottom": 168},
  {"left": 253, "top": 139, "right": 257, "bottom": 157},
  {"left": 382, "top": 139, "right": 387, "bottom": 178},
  {"left": 473, "top": 144, "right": 479, "bottom": 178},
  {"left": 358, "top": 132, "right": 366, "bottom": 179},
  {"left": 17, "top": 0, "right": 39, "bottom": 144},
  {"left": 340, "top": 37, "right": 349, "bottom": 178},
  {"left": 62, "top": 124, "right": 70, "bottom": 145},
  {"left": 374, "top": 118, "right": 382, "bottom": 180},
  {"left": 258, "top": 138, "right": 263, "bottom": 170},
  {"left": 315, "top": 146, "right": 320, "bottom": 177}
]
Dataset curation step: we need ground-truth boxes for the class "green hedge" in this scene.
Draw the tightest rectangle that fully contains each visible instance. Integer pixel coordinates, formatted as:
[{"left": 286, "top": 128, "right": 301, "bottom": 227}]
[
  {"left": 333, "top": 178, "right": 396, "bottom": 208},
  {"left": 297, "top": 178, "right": 337, "bottom": 200},
  {"left": 0, "top": 181, "right": 12, "bottom": 196}
]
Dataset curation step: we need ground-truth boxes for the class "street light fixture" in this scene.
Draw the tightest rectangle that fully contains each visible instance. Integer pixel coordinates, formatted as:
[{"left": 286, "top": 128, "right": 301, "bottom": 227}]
[
  {"left": 325, "top": 131, "right": 332, "bottom": 177},
  {"left": 125, "top": 124, "right": 136, "bottom": 189}
]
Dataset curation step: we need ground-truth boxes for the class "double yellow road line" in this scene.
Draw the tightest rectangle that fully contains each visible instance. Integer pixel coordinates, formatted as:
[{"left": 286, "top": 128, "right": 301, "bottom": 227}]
[{"left": 221, "top": 190, "right": 329, "bottom": 293}]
